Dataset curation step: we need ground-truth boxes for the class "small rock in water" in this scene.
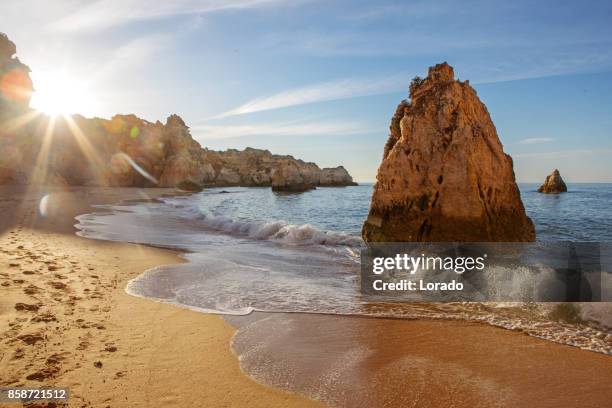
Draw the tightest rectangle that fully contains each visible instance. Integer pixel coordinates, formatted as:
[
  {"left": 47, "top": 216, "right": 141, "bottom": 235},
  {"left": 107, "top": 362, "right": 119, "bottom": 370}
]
[{"left": 538, "top": 169, "right": 567, "bottom": 193}]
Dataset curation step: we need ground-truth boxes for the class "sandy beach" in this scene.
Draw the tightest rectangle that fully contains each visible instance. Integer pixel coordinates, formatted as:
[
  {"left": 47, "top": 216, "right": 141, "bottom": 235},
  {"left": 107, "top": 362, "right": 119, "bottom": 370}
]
[
  {"left": 1, "top": 186, "right": 611, "bottom": 408},
  {"left": 231, "top": 313, "right": 612, "bottom": 408},
  {"left": 1, "top": 2, "right": 612, "bottom": 406},
  {"left": 0, "top": 186, "right": 321, "bottom": 408}
]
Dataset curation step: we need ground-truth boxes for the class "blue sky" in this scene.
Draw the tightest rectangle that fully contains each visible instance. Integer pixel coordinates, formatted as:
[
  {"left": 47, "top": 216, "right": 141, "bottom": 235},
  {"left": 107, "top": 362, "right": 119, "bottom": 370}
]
[{"left": 1, "top": 0, "right": 611, "bottom": 181}]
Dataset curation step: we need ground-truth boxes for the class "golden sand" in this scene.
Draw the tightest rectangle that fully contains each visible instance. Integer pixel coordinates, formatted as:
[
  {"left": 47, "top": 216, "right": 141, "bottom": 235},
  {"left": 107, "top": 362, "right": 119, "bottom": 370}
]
[
  {"left": 1, "top": 186, "right": 610, "bottom": 408},
  {"left": 0, "top": 186, "right": 321, "bottom": 408}
]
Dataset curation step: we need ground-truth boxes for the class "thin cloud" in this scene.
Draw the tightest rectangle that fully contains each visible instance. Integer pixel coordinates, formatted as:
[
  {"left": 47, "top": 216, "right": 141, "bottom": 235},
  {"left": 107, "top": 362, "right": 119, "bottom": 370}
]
[
  {"left": 95, "top": 33, "right": 178, "bottom": 79},
  {"left": 47, "top": 0, "right": 290, "bottom": 32},
  {"left": 514, "top": 149, "right": 612, "bottom": 159},
  {"left": 191, "top": 120, "right": 374, "bottom": 140},
  {"left": 211, "top": 74, "right": 408, "bottom": 119},
  {"left": 210, "top": 48, "right": 612, "bottom": 120},
  {"left": 519, "top": 137, "right": 554, "bottom": 145}
]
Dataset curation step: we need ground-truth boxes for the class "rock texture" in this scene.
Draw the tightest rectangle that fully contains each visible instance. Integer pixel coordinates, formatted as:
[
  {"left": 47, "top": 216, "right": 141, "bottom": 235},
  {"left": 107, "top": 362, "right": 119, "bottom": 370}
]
[
  {"left": 319, "top": 166, "right": 358, "bottom": 187},
  {"left": 271, "top": 159, "right": 319, "bottom": 192},
  {"left": 0, "top": 33, "right": 33, "bottom": 116},
  {"left": 538, "top": 169, "right": 567, "bottom": 193},
  {"left": 0, "top": 33, "right": 356, "bottom": 190},
  {"left": 363, "top": 62, "right": 535, "bottom": 242}
]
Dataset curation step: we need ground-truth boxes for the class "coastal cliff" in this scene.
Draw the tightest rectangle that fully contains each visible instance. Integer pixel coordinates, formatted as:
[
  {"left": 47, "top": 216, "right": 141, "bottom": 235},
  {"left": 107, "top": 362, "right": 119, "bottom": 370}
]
[
  {"left": 363, "top": 63, "right": 535, "bottom": 242},
  {"left": 0, "top": 33, "right": 33, "bottom": 116},
  {"left": 0, "top": 34, "right": 356, "bottom": 190},
  {"left": 201, "top": 148, "right": 355, "bottom": 189},
  {"left": 538, "top": 169, "right": 567, "bottom": 193}
]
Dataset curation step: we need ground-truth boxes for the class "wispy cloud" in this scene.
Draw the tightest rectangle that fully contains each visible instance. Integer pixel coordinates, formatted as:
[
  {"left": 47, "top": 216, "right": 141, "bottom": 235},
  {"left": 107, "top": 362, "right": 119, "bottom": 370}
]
[
  {"left": 514, "top": 149, "right": 612, "bottom": 159},
  {"left": 47, "top": 0, "right": 291, "bottom": 32},
  {"left": 191, "top": 120, "right": 374, "bottom": 140},
  {"left": 95, "top": 33, "right": 175, "bottom": 78},
  {"left": 211, "top": 74, "right": 408, "bottom": 119},
  {"left": 519, "top": 137, "right": 554, "bottom": 145}
]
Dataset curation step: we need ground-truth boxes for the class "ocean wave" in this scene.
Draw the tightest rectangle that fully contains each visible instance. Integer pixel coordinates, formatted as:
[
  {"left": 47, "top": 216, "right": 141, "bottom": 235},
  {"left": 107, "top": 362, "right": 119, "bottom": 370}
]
[
  {"left": 75, "top": 193, "right": 612, "bottom": 356},
  {"left": 173, "top": 202, "right": 364, "bottom": 247}
]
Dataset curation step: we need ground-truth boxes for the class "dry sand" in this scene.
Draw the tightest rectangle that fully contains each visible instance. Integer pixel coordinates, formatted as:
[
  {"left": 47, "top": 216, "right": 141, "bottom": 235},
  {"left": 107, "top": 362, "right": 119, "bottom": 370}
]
[
  {"left": 1, "top": 186, "right": 611, "bottom": 408},
  {"left": 0, "top": 186, "right": 322, "bottom": 408}
]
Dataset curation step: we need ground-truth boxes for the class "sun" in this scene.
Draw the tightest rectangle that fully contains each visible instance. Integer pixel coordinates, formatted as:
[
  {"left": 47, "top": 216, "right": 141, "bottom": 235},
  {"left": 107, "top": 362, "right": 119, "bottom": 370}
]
[{"left": 30, "top": 71, "right": 97, "bottom": 117}]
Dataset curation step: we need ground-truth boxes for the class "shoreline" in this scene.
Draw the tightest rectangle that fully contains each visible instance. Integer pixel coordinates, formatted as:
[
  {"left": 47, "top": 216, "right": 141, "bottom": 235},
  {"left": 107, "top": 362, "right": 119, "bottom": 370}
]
[
  {"left": 229, "top": 312, "right": 612, "bottom": 408},
  {"left": 85, "top": 189, "right": 611, "bottom": 356},
  {"left": 0, "top": 186, "right": 322, "bottom": 408},
  {"left": 2, "top": 186, "right": 611, "bottom": 408}
]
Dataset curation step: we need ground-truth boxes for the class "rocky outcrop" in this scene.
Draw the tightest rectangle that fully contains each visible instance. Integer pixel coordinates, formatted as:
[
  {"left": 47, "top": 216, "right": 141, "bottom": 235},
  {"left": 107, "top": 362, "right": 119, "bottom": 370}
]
[
  {"left": 0, "top": 110, "right": 354, "bottom": 189},
  {"left": 319, "top": 166, "right": 357, "bottom": 187},
  {"left": 271, "top": 159, "right": 319, "bottom": 192},
  {"left": 363, "top": 62, "right": 535, "bottom": 242},
  {"left": 538, "top": 169, "right": 567, "bottom": 193},
  {"left": 0, "top": 33, "right": 33, "bottom": 116},
  {"left": 0, "top": 112, "right": 205, "bottom": 187},
  {"left": 0, "top": 33, "right": 356, "bottom": 191},
  {"left": 215, "top": 167, "right": 242, "bottom": 185},
  {"left": 201, "top": 147, "right": 274, "bottom": 186},
  {"left": 199, "top": 147, "right": 350, "bottom": 189}
]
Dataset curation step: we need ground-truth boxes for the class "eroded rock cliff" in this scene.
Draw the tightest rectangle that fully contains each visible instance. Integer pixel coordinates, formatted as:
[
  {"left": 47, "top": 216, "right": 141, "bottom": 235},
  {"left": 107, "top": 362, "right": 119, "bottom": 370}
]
[
  {"left": 363, "top": 62, "right": 535, "bottom": 242},
  {"left": 319, "top": 166, "right": 357, "bottom": 187},
  {"left": 0, "top": 33, "right": 356, "bottom": 190},
  {"left": 0, "top": 33, "right": 33, "bottom": 116},
  {"left": 538, "top": 169, "right": 567, "bottom": 193},
  {"left": 271, "top": 159, "right": 319, "bottom": 192}
]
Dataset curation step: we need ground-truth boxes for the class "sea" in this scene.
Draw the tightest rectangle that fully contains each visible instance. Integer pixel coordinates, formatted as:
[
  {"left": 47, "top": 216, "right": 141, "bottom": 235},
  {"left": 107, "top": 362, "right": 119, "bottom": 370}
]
[{"left": 75, "top": 183, "right": 612, "bottom": 356}]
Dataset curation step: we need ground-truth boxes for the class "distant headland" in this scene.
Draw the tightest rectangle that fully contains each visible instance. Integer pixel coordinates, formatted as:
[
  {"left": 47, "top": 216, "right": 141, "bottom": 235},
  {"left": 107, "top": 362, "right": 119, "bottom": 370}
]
[{"left": 0, "top": 33, "right": 356, "bottom": 192}]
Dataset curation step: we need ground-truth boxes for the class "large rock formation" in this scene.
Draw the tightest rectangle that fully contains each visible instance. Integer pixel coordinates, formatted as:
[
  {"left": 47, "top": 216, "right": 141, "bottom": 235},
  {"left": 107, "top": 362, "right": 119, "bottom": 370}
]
[
  {"left": 271, "top": 159, "right": 319, "bottom": 192},
  {"left": 319, "top": 166, "right": 357, "bottom": 187},
  {"left": 198, "top": 147, "right": 356, "bottom": 189},
  {"left": 0, "top": 112, "right": 208, "bottom": 187},
  {"left": 0, "top": 33, "right": 356, "bottom": 190},
  {"left": 538, "top": 169, "right": 567, "bottom": 193},
  {"left": 0, "top": 33, "right": 33, "bottom": 116},
  {"left": 363, "top": 62, "right": 535, "bottom": 242}
]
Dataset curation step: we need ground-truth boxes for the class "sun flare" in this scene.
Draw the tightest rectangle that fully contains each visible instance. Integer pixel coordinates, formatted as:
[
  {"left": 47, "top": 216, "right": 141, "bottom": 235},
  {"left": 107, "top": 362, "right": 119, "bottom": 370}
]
[{"left": 30, "top": 71, "right": 96, "bottom": 117}]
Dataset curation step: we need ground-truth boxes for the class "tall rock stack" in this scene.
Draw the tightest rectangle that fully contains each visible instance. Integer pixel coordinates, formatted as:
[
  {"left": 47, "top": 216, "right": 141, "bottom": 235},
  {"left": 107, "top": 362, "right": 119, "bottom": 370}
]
[{"left": 363, "top": 63, "right": 535, "bottom": 242}]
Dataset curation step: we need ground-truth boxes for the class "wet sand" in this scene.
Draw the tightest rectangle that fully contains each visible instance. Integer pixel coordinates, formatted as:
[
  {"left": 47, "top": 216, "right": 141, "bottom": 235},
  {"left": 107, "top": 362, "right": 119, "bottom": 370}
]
[
  {"left": 0, "top": 186, "right": 321, "bottom": 408},
  {"left": 230, "top": 313, "right": 612, "bottom": 408},
  {"left": 1, "top": 185, "right": 611, "bottom": 408}
]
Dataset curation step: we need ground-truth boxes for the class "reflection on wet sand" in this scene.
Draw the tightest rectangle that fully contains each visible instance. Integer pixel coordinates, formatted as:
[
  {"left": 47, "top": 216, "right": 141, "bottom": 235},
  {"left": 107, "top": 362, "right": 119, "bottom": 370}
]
[{"left": 228, "top": 312, "right": 612, "bottom": 408}]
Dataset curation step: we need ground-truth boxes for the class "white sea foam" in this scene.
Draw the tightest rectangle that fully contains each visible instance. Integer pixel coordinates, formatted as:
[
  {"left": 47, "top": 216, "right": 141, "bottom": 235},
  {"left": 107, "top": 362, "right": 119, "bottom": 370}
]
[
  {"left": 175, "top": 203, "right": 364, "bottom": 248},
  {"left": 74, "top": 189, "right": 612, "bottom": 356}
]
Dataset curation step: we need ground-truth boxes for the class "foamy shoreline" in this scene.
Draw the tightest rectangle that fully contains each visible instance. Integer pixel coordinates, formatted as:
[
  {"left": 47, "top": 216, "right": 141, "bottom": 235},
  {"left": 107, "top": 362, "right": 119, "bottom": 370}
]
[
  {"left": 1, "top": 186, "right": 609, "bottom": 407},
  {"left": 76, "top": 189, "right": 612, "bottom": 357},
  {"left": 0, "top": 186, "right": 321, "bottom": 408}
]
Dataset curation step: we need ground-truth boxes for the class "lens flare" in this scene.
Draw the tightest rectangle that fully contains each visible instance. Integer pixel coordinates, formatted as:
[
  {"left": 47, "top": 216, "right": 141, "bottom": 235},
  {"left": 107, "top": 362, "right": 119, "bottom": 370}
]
[
  {"left": 0, "top": 69, "right": 33, "bottom": 103},
  {"left": 39, "top": 194, "right": 50, "bottom": 217},
  {"left": 116, "top": 152, "right": 158, "bottom": 184}
]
